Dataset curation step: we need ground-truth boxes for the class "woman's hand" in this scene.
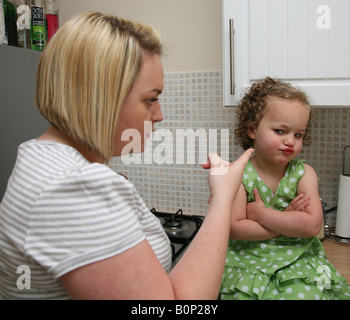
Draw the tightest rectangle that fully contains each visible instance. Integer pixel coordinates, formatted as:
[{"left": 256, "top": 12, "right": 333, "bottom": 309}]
[{"left": 202, "top": 149, "right": 255, "bottom": 206}]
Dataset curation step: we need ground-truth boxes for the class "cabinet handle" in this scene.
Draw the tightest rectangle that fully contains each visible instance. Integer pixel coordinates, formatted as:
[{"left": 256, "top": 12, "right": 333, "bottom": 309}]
[{"left": 229, "top": 19, "right": 235, "bottom": 95}]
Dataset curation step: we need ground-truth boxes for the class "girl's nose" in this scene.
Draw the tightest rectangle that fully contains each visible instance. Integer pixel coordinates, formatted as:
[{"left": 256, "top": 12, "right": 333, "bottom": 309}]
[{"left": 284, "top": 134, "right": 295, "bottom": 146}]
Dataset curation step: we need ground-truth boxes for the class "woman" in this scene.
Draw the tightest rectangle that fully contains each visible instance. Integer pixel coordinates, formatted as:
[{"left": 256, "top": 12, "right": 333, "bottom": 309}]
[{"left": 0, "top": 12, "right": 253, "bottom": 299}]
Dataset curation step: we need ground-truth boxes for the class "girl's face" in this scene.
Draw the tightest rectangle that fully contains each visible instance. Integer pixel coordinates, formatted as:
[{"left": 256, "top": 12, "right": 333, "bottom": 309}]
[
  {"left": 114, "top": 52, "right": 164, "bottom": 157},
  {"left": 248, "top": 97, "right": 310, "bottom": 166}
]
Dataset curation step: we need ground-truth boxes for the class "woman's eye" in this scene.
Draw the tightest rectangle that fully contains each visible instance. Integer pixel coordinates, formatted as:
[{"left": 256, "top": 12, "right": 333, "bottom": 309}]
[{"left": 147, "top": 98, "right": 159, "bottom": 105}]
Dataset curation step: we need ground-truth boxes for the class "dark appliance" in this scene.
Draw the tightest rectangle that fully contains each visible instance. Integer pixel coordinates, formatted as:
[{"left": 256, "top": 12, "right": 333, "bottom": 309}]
[{"left": 151, "top": 208, "right": 204, "bottom": 264}]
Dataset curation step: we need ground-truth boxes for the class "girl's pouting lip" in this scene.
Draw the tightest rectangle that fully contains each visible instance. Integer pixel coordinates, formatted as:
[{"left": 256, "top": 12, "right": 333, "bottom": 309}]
[{"left": 281, "top": 148, "right": 294, "bottom": 156}]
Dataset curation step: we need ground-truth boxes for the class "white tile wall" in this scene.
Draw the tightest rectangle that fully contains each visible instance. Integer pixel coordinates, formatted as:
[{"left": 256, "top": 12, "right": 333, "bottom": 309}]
[{"left": 110, "top": 71, "right": 350, "bottom": 226}]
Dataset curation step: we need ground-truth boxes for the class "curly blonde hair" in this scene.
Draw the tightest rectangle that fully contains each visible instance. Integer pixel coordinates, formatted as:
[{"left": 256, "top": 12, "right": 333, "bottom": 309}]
[{"left": 235, "top": 77, "right": 313, "bottom": 150}]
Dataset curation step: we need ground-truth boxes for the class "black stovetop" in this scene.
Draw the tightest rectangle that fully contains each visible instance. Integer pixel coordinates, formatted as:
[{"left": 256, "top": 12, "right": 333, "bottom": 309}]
[{"left": 151, "top": 208, "right": 204, "bottom": 262}]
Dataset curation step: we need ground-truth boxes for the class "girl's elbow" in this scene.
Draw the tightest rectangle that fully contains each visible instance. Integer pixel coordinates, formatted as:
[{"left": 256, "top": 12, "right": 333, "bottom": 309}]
[
  {"left": 308, "top": 220, "right": 322, "bottom": 237},
  {"left": 230, "top": 224, "right": 245, "bottom": 240},
  {"left": 304, "top": 209, "right": 323, "bottom": 237},
  {"left": 230, "top": 229, "right": 240, "bottom": 240}
]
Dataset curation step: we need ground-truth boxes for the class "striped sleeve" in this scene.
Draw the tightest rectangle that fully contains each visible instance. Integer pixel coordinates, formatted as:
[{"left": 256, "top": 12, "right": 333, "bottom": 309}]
[{"left": 24, "top": 163, "right": 146, "bottom": 279}]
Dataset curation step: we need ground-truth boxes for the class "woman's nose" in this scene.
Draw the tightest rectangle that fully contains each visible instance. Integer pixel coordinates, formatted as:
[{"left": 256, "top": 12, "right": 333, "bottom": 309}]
[{"left": 152, "top": 102, "right": 163, "bottom": 123}]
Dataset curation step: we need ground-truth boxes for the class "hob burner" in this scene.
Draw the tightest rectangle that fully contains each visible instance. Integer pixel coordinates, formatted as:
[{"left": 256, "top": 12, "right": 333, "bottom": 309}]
[
  {"left": 164, "top": 215, "right": 184, "bottom": 230},
  {"left": 151, "top": 208, "right": 204, "bottom": 263}
]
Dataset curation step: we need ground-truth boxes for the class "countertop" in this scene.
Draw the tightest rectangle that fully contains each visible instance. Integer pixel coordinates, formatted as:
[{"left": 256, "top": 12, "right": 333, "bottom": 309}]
[{"left": 322, "top": 238, "right": 350, "bottom": 283}]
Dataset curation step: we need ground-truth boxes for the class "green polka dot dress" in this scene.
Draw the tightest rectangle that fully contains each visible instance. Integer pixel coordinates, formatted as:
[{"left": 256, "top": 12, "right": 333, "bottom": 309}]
[{"left": 220, "top": 158, "right": 350, "bottom": 300}]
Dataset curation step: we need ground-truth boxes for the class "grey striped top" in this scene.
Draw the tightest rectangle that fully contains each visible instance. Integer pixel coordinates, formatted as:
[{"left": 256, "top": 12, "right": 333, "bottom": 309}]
[{"left": 0, "top": 140, "right": 172, "bottom": 299}]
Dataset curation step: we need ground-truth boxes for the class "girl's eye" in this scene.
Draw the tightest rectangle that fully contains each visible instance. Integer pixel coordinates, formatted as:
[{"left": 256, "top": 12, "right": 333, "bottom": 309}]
[
  {"left": 295, "top": 133, "right": 304, "bottom": 139},
  {"left": 274, "top": 129, "right": 284, "bottom": 134}
]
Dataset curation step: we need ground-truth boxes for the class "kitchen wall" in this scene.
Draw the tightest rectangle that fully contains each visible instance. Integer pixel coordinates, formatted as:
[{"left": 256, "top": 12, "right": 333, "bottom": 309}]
[
  {"left": 58, "top": 0, "right": 222, "bottom": 73},
  {"left": 111, "top": 71, "right": 350, "bottom": 227},
  {"left": 59, "top": 1, "right": 350, "bottom": 226}
]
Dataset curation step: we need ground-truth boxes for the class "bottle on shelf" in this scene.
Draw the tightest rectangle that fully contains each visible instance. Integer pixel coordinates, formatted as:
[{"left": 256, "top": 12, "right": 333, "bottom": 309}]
[
  {"left": 45, "top": 0, "right": 58, "bottom": 42},
  {"left": 3, "top": 0, "right": 18, "bottom": 46},
  {"left": 15, "top": 0, "right": 31, "bottom": 49},
  {"left": 31, "top": 0, "right": 45, "bottom": 51}
]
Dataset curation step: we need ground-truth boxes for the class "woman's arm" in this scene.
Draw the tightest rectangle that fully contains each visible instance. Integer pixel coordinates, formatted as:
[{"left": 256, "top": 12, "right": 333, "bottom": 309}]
[
  {"left": 60, "top": 149, "right": 254, "bottom": 300},
  {"left": 247, "top": 164, "right": 323, "bottom": 238},
  {"left": 230, "top": 184, "right": 280, "bottom": 241}
]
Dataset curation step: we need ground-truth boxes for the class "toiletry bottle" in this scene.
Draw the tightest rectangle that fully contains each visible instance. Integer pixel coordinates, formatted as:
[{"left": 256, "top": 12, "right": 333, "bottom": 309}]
[
  {"left": 45, "top": 0, "right": 58, "bottom": 42},
  {"left": 31, "top": 0, "right": 45, "bottom": 51},
  {"left": 3, "top": 0, "right": 18, "bottom": 46}
]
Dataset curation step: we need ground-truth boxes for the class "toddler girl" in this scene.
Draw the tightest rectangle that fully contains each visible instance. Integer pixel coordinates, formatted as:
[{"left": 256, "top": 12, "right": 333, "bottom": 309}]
[{"left": 220, "top": 77, "right": 350, "bottom": 300}]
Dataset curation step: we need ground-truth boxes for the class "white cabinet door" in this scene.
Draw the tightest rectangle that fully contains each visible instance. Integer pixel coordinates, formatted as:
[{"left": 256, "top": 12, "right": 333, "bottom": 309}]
[{"left": 223, "top": 0, "right": 350, "bottom": 106}]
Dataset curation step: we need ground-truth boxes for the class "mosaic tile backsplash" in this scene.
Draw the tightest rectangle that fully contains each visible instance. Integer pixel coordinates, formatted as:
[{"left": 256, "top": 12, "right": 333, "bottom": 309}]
[{"left": 110, "top": 71, "right": 350, "bottom": 227}]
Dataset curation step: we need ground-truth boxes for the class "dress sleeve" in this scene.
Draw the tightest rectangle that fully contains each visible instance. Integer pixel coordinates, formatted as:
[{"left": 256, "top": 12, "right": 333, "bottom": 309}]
[{"left": 24, "top": 163, "right": 145, "bottom": 278}]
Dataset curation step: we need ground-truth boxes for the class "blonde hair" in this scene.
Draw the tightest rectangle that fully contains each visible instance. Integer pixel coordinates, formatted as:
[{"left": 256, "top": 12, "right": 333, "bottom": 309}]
[{"left": 35, "top": 12, "right": 163, "bottom": 163}]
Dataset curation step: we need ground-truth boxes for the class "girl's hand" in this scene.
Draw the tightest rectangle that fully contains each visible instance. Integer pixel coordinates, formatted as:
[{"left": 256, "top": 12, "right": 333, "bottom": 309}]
[
  {"left": 285, "top": 194, "right": 310, "bottom": 212},
  {"left": 246, "top": 189, "right": 266, "bottom": 221},
  {"left": 247, "top": 191, "right": 311, "bottom": 221}
]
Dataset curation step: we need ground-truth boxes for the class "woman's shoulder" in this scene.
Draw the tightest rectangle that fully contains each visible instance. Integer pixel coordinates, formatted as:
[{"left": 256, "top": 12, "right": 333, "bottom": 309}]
[{"left": 18, "top": 139, "right": 131, "bottom": 193}]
